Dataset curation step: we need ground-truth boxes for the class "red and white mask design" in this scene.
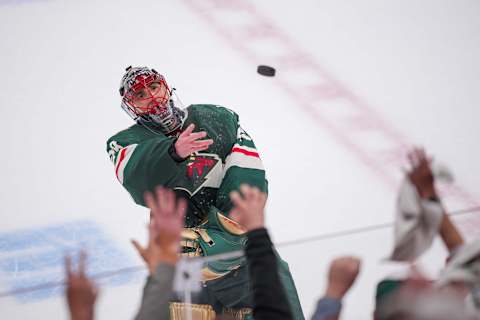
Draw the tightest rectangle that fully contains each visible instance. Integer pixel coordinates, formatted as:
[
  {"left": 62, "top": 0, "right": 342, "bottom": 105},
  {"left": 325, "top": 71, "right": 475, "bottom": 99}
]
[{"left": 120, "top": 66, "right": 184, "bottom": 135}]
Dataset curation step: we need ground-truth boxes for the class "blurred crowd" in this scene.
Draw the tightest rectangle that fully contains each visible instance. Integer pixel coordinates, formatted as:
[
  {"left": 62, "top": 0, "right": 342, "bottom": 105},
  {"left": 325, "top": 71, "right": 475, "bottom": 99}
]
[{"left": 64, "top": 148, "right": 480, "bottom": 320}]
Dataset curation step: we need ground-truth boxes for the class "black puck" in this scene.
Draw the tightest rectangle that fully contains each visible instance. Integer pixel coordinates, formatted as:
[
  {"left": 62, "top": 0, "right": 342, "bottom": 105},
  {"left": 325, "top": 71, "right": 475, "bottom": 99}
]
[{"left": 257, "top": 65, "right": 276, "bottom": 77}]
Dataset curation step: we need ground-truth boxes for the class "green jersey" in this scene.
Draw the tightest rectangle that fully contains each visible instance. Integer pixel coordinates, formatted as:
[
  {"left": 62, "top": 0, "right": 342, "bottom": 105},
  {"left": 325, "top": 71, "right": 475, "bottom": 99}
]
[
  {"left": 106, "top": 104, "right": 267, "bottom": 226},
  {"left": 107, "top": 104, "right": 304, "bottom": 319}
]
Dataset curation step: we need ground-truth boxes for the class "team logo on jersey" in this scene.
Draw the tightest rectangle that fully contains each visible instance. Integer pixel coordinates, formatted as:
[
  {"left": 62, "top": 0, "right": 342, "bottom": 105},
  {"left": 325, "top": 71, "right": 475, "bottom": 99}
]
[{"left": 182, "top": 153, "right": 223, "bottom": 196}]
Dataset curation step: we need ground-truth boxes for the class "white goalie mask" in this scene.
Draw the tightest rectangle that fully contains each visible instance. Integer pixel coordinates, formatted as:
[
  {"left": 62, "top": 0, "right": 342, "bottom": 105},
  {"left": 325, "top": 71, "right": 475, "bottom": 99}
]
[{"left": 119, "top": 66, "right": 185, "bottom": 135}]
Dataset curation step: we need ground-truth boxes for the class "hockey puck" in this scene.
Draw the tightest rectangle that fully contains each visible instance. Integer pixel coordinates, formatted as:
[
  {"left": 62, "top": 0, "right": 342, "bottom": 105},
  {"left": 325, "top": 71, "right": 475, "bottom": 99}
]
[{"left": 257, "top": 65, "right": 276, "bottom": 77}]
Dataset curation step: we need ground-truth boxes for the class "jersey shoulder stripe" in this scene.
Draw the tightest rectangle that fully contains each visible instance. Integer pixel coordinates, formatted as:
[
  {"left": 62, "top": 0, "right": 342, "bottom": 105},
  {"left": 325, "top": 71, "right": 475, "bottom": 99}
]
[{"left": 224, "top": 143, "right": 264, "bottom": 173}]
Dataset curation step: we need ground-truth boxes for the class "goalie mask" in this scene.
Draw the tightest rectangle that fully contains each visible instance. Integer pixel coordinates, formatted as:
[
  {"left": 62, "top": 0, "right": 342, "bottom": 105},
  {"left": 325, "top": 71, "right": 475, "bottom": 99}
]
[{"left": 119, "top": 66, "right": 185, "bottom": 135}]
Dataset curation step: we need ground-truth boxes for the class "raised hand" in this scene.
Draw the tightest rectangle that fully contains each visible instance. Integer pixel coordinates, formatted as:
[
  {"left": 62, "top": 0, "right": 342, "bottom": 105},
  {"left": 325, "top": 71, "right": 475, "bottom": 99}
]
[
  {"left": 146, "top": 187, "right": 187, "bottom": 250},
  {"left": 174, "top": 123, "right": 214, "bottom": 158},
  {"left": 229, "top": 184, "right": 267, "bottom": 231},
  {"left": 325, "top": 256, "right": 361, "bottom": 300},
  {"left": 65, "top": 251, "right": 98, "bottom": 320},
  {"left": 131, "top": 187, "right": 187, "bottom": 273},
  {"left": 407, "top": 148, "right": 437, "bottom": 199}
]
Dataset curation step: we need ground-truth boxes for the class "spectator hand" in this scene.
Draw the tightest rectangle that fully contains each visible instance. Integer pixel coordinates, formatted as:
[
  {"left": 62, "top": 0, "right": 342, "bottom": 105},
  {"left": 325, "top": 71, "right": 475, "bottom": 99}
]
[
  {"left": 65, "top": 251, "right": 98, "bottom": 320},
  {"left": 325, "top": 256, "right": 361, "bottom": 300},
  {"left": 132, "top": 187, "right": 187, "bottom": 273},
  {"left": 174, "top": 123, "right": 214, "bottom": 158},
  {"left": 229, "top": 184, "right": 266, "bottom": 231},
  {"left": 407, "top": 148, "right": 437, "bottom": 200}
]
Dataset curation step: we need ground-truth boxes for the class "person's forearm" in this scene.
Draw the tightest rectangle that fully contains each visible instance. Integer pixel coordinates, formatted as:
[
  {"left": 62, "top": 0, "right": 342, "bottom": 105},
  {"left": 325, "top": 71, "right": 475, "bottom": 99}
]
[
  {"left": 135, "top": 263, "right": 175, "bottom": 320},
  {"left": 246, "top": 228, "right": 293, "bottom": 320},
  {"left": 70, "top": 309, "right": 94, "bottom": 320},
  {"left": 439, "top": 212, "right": 464, "bottom": 254}
]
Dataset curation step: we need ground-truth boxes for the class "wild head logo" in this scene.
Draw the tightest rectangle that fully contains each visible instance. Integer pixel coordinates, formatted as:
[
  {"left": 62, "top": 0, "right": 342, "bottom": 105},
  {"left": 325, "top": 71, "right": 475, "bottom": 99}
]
[{"left": 184, "top": 153, "right": 223, "bottom": 196}]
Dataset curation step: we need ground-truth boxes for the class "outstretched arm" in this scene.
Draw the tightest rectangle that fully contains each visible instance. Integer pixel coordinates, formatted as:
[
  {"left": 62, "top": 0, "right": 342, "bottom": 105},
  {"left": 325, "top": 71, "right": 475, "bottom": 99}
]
[
  {"left": 311, "top": 256, "right": 361, "bottom": 320},
  {"left": 65, "top": 251, "right": 98, "bottom": 320},
  {"left": 132, "top": 187, "right": 186, "bottom": 320},
  {"left": 230, "top": 184, "right": 293, "bottom": 320},
  {"left": 106, "top": 124, "right": 212, "bottom": 207}
]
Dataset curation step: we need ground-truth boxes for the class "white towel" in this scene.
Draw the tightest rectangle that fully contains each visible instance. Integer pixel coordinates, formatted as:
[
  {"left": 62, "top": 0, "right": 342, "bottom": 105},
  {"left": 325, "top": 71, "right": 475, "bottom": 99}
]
[
  {"left": 389, "top": 177, "right": 444, "bottom": 262},
  {"left": 437, "top": 238, "right": 480, "bottom": 286},
  {"left": 437, "top": 239, "right": 480, "bottom": 317},
  {"left": 389, "top": 161, "right": 454, "bottom": 262}
]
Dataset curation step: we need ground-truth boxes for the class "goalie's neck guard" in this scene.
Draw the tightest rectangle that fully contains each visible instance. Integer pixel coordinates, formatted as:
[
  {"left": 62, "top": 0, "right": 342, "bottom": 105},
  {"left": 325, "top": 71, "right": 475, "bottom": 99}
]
[{"left": 136, "top": 98, "right": 187, "bottom": 137}]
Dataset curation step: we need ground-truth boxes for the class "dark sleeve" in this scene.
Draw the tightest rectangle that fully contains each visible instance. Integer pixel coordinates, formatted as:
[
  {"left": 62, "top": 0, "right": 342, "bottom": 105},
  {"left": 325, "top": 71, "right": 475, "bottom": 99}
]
[
  {"left": 134, "top": 263, "right": 175, "bottom": 320},
  {"left": 311, "top": 297, "right": 342, "bottom": 320},
  {"left": 245, "top": 228, "right": 293, "bottom": 320}
]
